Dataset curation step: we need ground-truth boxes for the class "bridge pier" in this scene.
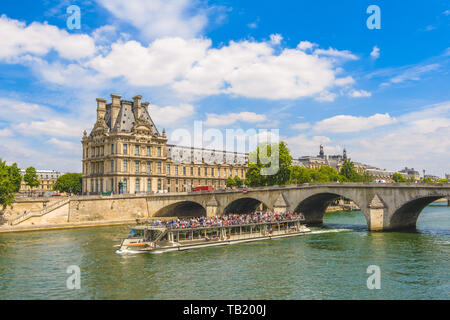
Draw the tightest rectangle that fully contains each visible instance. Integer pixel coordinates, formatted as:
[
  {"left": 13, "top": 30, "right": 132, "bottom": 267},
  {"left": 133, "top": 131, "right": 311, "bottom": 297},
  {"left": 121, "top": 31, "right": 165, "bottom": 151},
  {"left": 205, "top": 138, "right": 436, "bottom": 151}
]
[{"left": 367, "top": 195, "right": 385, "bottom": 231}]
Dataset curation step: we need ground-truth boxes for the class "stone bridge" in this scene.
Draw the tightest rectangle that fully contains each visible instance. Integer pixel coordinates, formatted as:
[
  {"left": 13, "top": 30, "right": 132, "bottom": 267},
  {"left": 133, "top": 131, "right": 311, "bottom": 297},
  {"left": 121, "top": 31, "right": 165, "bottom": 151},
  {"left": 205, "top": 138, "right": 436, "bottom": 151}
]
[
  {"left": 10, "top": 183, "right": 449, "bottom": 232},
  {"left": 144, "top": 183, "right": 450, "bottom": 231}
]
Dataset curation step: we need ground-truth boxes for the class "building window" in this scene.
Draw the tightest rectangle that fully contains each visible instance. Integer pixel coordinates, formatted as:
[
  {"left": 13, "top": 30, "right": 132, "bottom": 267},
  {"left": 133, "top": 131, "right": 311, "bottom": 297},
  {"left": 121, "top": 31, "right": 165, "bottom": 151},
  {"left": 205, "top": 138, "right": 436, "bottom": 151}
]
[
  {"left": 111, "top": 144, "right": 114, "bottom": 154},
  {"left": 86, "top": 148, "right": 89, "bottom": 158},
  {"left": 135, "top": 161, "right": 140, "bottom": 173},
  {"left": 147, "top": 161, "right": 151, "bottom": 174},
  {"left": 175, "top": 166, "right": 178, "bottom": 175},
  {"left": 183, "top": 166, "right": 186, "bottom": 175},
  {"left": 211, "top": 168, "right": 215, "bottom": 177},
  {"left": 147, "top": 179, "right": 151, "bottom": 192},
  {"left": 204, "top": 167, "right": 208, "bottom": 176},
  {"left": 123, "top": 144, "right": 128, "bottom": 154},
  {"left": 190, "top": 167, "right": 193, "bottom": 176},
  {"left": 167, "top": 164, "right": 171, "bottom": 175},
  {"left": 111, "top": 160, "right": 114, "bottom": 172},
  {"left": 123, "top": 160, "right": 128, "bottom": 172},
  {"left": 157, "top": 147, "right": 161, "bottom": 157},
  {"left": 123, "top": 179, "right": 127, "bottom": 193},
  {"left": 241, "top": 169, "right": 244, "bottom": 177},
  {"left": 147, "top": 146, "right": 150, "bottom": 156},
  {"left": 135, "top": 179, "right": 140, "bottom": 193},
  {"left": 198, "top": 167, "right": 201, "bottom": 176},
  {"left": 157, "top": 179, "right": 161, "bottom": 190},
  {"left": 135, "top": 145, "right": 139, "bottom": 156},
  {"left": 157, "top": 162, "right": 162, "bottom": 173}
]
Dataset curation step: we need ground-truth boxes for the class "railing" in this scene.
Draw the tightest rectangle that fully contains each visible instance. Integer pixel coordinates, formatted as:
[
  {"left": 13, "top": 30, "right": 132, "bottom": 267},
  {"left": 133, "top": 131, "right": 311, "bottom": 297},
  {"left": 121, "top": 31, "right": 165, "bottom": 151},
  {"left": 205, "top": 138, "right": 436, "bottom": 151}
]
[{"left": 10, "top": 198, "right": 70, "bottom": 226}]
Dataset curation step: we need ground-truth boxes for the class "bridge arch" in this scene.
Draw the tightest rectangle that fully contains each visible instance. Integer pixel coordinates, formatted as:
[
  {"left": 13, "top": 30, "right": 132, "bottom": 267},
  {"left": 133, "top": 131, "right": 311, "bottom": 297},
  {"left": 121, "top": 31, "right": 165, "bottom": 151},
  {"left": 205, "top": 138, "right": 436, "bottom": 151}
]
[
  {"left": 388, "top": 195, "right": 445, "bottom": 230},
  {"left": 293, "top": 192, "right": 368, "bottom": 226},
  {"left": 153, "top": 200, "right": 206, "bottom": 218},
  {"left": 223, "top": 197, "right": 269, "bottom": 215}
]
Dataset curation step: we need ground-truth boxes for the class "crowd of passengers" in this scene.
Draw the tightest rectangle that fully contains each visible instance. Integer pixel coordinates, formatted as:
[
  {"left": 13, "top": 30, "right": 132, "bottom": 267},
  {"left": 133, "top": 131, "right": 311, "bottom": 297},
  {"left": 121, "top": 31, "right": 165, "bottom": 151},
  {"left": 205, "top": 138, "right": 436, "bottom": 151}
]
[{"left": 147, "top": 211, "right": 306, "bottom": 229}]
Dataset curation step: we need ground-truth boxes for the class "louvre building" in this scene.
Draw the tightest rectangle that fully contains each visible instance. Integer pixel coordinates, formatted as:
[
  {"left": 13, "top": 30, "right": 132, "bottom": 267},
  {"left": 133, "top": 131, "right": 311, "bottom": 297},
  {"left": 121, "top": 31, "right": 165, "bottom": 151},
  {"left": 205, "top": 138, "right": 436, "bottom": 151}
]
[{"left": 82, "top": 94, "right": 247, "bottom": 195}]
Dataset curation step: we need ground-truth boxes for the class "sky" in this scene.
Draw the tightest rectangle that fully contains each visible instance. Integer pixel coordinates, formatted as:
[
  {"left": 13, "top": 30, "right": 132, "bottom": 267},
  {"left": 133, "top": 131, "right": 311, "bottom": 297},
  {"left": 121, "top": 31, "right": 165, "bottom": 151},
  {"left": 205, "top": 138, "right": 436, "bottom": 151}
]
[{"left": 0, "top": 0, "right": 449, "bottom": 176}]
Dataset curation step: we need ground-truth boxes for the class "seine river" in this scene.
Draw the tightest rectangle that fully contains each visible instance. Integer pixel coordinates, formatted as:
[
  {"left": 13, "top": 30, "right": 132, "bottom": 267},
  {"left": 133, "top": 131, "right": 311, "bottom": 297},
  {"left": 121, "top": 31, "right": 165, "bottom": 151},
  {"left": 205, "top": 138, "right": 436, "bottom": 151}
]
[{"left": 0, "top": 204, "right": 448, "bottom": 300}]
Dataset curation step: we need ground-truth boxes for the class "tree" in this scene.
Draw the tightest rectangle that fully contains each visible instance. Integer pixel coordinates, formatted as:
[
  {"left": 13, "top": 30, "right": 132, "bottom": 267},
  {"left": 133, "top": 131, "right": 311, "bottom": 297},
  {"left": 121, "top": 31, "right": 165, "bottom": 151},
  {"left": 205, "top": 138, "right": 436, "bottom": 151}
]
[
  {"left": 290, "top": 166, "right": 312, "bottom": 184},
  {"left": 246, "top": 141, "right": 292, "bottom": 187},
  {"left": 339, "top": 159, "right": 360, "bottom": 182},
  {"left": 226, "top": 177, "right": 236, "bottom": 188},
  {"left": 7, "top": 163, "right": 22, "bottom": 193},
  {"left": 0, "top": 159, "right": 20, "bottom": 209},
  {"left": 437, "top": 179, "right": 448, "bottom": 183},
  {"left": 234, "top": 176, "right": 243, "bottom": 188},
  {"left": 23, "top": 166, "right": 40, "bottom": 194},
  {"left": 392, "top": 173, "right": 407, "bottom": 183},
  {"left": 422, "top": 177, "right": 433, "bottom": 183},
  {"left": 53, "top": 173, "right": 82, "bottom": 195}
]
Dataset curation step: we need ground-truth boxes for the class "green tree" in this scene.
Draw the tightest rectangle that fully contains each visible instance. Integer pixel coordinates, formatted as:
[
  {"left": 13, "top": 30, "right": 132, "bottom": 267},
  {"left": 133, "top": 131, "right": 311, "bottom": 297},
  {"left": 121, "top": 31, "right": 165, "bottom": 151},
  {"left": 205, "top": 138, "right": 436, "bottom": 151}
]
[
  {"left": 247, "top": 141, "right": 292, "bottom": 186},
  {"left": 437, "top": 179, "right": 448, "bottom": 183},
  {"left": 392, "top": 173, "right": 407, "bottom": 183},
  {"left": 0, "top": 159, "right": 17, "bottom": 209},
  {"left": 23, "top": 166, "right": 40, "bottom": 194},
  {"left": 226, "top": 177, "right": 236, "bottom": 188},
  {"left": 290, "top": 166, "right": 312, "bottom": 184},
  {"left": 422, "top": 177, "right": 433, "bottom": 183},
  {"left": 339, "top": 159, "right": 361, "bottom": 182},
  {"left": 7, "top": 163, "right": 22, "bottom": 193},
  {"left": 234, "top": 176, "right": 243, "bottom": 188},
  {"left": 53, "top": 173, "right": 82, "bottom": 195}
]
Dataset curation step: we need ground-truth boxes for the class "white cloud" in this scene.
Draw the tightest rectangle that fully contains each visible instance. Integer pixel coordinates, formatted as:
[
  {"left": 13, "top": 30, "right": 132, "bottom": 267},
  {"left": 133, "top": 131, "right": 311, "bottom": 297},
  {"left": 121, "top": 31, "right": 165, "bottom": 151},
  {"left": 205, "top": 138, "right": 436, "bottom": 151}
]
[
  {"left": 370, "top": 45, "right": 380, "bottom": 59},
  {"left": 290, "top": 122, "right": 311, "bottom": 130},
  {"left": 0, "top": 15, "right": 96, "bottom": 61},
  {"left": 0, "top": 128, "right": 13, "bottom": 137},
  {"left": 381, "top": 63, "right": 440, "bottom": 86},
  {"left": 297, "top": 41, "right": 317, "bottom": 51},
  {"left": 96, "top": 0, "right": 209, "bottom": 40},
  {"left": 313, "top": 47, "right": 358, "bottom": 60},
  {"left": 270, "top": 33, "right": 283, "bottom": 45},
  {"left": 205, "top": 112, "right": 267, "bottom": 127},
  {"left": 13, "top": 120, "right": 84, "bottom": 138},
  {"left": 46, "top": 138, "right": 79, "bottom": 152},
  {"left": 348, "top": 89, "right": 372, "bottom": 98},
  {"left": 313, "top": 113, "right": 397, "bottom": 133},
  {"left": 149, "top": 103, "right": 195, "bottom": 128}
]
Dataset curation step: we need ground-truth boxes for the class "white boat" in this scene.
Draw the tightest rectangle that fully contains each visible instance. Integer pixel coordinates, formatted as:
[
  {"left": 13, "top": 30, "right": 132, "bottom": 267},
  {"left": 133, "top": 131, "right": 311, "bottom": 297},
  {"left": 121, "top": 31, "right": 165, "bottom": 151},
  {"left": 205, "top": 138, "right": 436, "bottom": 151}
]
[{"left": 116, "top": 217, "right": 311, "bottom": 254}]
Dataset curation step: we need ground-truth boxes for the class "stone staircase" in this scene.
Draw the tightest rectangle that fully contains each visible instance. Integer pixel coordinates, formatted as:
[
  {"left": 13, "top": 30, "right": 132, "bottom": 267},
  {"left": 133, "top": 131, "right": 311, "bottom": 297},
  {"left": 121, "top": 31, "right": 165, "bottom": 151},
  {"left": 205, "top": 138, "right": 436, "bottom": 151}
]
[{"left": 10, "top": 198, "right": 70, "bottom": 226}]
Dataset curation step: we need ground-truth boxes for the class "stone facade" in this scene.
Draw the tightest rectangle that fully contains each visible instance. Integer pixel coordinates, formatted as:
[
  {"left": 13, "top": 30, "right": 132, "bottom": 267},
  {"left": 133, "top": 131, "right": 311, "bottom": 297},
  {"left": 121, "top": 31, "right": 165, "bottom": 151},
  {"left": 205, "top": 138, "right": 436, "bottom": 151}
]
[
  {"left": 81, "top": 94, "right": 247, "bottom": 195},
  {"left": 19, "top": 169, "right": 62, "bottom": 195}
]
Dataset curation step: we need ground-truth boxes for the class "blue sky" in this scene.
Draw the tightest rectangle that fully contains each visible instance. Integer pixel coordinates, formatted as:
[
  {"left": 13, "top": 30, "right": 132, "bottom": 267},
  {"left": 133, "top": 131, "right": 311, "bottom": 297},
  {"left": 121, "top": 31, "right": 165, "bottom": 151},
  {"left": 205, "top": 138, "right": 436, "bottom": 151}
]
[{"left": 0, "top": 0, "right": 449, "bottom": 176}]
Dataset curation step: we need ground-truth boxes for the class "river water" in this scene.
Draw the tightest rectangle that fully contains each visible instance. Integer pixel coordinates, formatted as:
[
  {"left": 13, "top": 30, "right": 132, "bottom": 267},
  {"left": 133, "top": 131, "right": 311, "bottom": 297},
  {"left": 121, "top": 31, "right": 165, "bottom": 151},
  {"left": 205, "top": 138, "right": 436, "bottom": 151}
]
[{"left": 0, "top": 204, "right": 448, "bottom": 300}]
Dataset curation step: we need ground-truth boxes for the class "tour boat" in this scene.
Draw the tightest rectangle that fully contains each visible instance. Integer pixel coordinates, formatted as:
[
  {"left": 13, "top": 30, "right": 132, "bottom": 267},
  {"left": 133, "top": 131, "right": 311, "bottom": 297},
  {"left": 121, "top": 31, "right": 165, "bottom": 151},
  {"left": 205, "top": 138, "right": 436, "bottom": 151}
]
[{"left": 116, "top": 217, "right": 311, "bottom": 254}]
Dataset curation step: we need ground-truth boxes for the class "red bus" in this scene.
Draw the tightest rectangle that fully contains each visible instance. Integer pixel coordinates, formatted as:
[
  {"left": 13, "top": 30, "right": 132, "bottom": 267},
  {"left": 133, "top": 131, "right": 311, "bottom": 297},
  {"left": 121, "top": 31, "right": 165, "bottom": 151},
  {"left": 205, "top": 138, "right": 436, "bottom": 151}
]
[{"left": 192, "top": 186, "right": 213, "bottom": 192}]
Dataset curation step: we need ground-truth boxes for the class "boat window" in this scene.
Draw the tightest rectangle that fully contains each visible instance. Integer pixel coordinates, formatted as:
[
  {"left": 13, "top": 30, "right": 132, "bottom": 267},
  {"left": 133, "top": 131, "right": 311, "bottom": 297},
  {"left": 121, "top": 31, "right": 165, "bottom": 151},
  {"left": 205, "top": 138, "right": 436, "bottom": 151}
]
[
  {"left": 129, "top": 229, "right": 145, "bottom": 238},
  {"left": 146, "top": 229, "right": 162, "bottom": 241}
]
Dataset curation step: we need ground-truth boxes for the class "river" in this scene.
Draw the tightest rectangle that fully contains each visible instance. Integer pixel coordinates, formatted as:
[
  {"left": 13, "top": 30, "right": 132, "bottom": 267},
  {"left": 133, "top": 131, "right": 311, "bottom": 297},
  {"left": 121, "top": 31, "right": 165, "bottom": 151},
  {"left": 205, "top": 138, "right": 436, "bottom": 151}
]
[{"left": 0, "top": 204, "right": 448, "bottom": 299}]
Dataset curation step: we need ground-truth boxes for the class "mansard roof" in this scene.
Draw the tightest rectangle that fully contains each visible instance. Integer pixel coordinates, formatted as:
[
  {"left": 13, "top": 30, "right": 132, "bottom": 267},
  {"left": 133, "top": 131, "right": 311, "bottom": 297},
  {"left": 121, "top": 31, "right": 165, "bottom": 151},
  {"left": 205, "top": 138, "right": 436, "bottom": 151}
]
[{"left": 90, "top": 96, "right": 159, "bottom": 137}]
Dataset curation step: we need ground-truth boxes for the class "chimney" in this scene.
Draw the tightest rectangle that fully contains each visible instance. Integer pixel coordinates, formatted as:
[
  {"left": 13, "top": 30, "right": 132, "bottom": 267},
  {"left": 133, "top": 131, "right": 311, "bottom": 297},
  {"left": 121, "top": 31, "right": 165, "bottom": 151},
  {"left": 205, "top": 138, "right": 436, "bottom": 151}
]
[
  {"left": 110, "top": 93, "right": 121, "bottom": 129},
  {"left": 96, "top": 98, "right": 107, "bottom": 120},
  {"left": 133, "top": 95, "right": 142, "bottom": 119}
]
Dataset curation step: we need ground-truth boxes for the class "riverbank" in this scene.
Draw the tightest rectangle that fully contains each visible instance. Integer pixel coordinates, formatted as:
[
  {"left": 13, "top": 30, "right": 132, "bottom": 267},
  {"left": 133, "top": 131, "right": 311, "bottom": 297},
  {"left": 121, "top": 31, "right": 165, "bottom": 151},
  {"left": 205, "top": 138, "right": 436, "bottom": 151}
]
[{"left": 0, "top": 219, "right": 137, "bottom": 234}]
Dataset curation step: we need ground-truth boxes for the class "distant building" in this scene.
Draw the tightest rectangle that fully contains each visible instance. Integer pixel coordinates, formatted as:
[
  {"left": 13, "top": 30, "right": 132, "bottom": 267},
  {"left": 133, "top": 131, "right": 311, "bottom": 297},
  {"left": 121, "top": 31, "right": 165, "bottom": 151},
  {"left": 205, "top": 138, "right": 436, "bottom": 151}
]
[
  {"left": 19, "top": 169, "right": 62, "bottom": 195},
  {"left": 424, "top": 174, "right": 441, "bottom": 182},
  {"left": 398, "top": 167, "right": 421, "bottom": 181},
  {"left": 293, "top": 145, "right": 400, "bottom": 182}
]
